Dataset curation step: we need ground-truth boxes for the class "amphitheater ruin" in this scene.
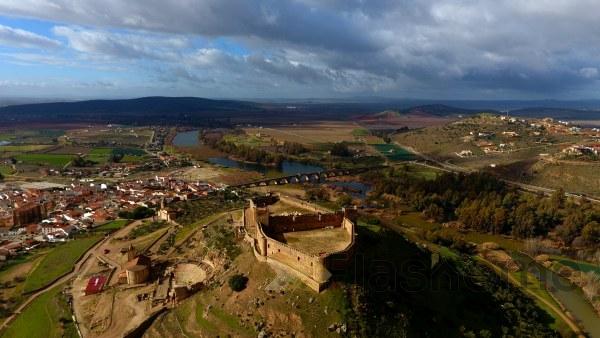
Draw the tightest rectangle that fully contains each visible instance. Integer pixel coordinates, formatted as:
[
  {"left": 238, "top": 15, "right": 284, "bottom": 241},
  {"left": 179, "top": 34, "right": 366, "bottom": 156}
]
[{"left": 244, "top": 194, "right": 356, "bottom": 292}]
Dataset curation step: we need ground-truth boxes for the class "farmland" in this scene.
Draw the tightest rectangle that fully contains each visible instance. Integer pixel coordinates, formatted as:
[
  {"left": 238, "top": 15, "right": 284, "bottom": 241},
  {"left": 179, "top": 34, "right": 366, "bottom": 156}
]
[
  {"left": 23, "top": 235, "right": 103, "bottom": 293},
  {"left": 14, "top": 154, "right": 73, "bottom": 167},
  {"left": 0, "top": 165, "right": 14, "bottom": 176},
  {"left": 371, "top": 143, "right": 415, "bottom": 161},
  {"left": 93, "top": 219, "right": 130, "bottom": 232},
  {"left": 65, "top": 127, "right": 153, "bottom": 146},
  {"left": 0, "top": 129, "right": 64, "bottom": 145},
  {"left": 86, "top": 147, "right": 148, "bottom": 163},
  {"left": 243, "top": 122, "right": 368, "bottom": 145},
  {"left": 1, "top": 283, "right": 77, "bottom": 338},
  {"left": 0, "top": 145, "right": 53, "bottom": 153}
]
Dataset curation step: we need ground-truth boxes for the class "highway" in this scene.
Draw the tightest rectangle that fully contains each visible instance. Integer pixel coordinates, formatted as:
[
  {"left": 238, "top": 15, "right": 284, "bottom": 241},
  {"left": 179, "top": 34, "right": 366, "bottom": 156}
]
[{"left": 395, "top": 142, "right": 600, "bottom": 204}]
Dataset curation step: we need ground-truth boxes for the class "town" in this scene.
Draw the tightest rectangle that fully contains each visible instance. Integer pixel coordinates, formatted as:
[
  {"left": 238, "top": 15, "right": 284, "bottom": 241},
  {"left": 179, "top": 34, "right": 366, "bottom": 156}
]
[{"left": 2, "top": 2, "right": 600, "bottom": 336}]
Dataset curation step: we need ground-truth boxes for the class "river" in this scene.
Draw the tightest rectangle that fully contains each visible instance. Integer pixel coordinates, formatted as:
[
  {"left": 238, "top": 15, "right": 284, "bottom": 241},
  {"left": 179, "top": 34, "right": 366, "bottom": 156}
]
[
  {"left": 172, "top": 130, "right": 199, "bottom": 147},
  {"left": 512, "top": 252, "right": 600, "bottom": 337},
  {"left": 208, "top": 157, "right": 323, "bottom": 176},
  {"left": 172, "top": 130, "right": 325, "bottom": 176}
]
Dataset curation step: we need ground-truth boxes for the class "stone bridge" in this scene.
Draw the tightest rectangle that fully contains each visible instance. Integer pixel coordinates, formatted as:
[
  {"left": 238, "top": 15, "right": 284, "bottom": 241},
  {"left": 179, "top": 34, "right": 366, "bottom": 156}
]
[{"left": 233, "top": 165, "right": 386, "bottom": 188}]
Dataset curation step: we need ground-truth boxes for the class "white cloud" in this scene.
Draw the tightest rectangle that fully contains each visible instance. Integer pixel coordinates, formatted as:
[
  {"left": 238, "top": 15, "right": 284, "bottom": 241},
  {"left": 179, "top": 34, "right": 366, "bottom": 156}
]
[
  {"left": 52, "top": 26, "right": 188, "bottom": 61},
  {"left": 0, "top": 24, "right": 60, "bottom": 49}
]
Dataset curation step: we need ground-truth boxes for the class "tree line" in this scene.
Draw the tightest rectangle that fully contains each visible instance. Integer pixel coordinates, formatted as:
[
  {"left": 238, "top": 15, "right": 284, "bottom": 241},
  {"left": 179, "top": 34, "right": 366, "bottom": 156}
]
[
  {"left": 363, "top": 168, "right": 600, "bottom": 246},
  {"left": 202, "top": 130, "right": 312, "bottom": 164},
  {"left": 202, "top": 131, "right": 285, "bottom": 165}
]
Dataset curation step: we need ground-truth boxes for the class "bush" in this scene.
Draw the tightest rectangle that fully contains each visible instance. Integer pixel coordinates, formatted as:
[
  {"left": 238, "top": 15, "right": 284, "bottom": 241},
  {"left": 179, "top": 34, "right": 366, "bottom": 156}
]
[
  {"left": 228, "top": 274, "right": 248, "bottom": 292},
  {"left": 118, "top": 206, "right": 156, "bottom": 220},
  {"left": 331, "top": 142, "right": 351, "bottom": 157}
]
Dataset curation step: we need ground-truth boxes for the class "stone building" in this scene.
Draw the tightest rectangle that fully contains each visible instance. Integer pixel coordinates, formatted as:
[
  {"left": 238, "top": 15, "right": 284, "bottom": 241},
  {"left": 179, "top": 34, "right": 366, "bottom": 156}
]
[
  {"left": 244, "top": 197, "right": 356, "bottom": 292},
  {"left": 122, "top": 245, "right": 151, "bottom": 285}
]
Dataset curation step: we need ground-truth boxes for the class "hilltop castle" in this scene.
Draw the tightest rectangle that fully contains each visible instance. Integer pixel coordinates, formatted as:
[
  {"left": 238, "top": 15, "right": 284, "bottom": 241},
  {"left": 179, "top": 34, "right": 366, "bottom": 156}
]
[{"left": 244, "top": 195, "right": 356, "bottom": 292}]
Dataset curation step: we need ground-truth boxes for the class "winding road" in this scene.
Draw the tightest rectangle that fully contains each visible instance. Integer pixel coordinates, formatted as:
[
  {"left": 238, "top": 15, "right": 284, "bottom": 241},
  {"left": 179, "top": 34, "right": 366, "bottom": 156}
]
[{"left": 395, "top": 142, "right": 600, "bottom": 204}]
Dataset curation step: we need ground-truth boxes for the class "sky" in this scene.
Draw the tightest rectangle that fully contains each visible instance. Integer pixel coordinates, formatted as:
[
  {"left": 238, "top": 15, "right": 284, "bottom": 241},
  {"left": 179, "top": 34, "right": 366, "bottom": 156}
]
[{"left": 0, "top": 0, "right": 599, "bottom": 100}]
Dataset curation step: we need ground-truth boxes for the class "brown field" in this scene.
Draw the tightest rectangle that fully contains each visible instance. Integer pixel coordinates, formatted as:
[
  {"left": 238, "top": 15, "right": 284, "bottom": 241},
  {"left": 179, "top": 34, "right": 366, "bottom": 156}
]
[
  {"left": 174, "top": 144, "right": 224, "bottom": 160},
  {"left": 250, "top": 185, "right": 307, "bottom": 199},
  {"left": 43, "top": 145, "right": 91, "bottom": 155},
  {"left": 217, "top": 169, "right": 263, "bottom": 185},
  {"left": 66, "top": 127, "right": 153, "bottom": 146},
  {"left": 244, "top": 121, "right": 363, "bottom": 145},
  {"left": 357, "top": 113, "right": 454, "bottom": 129},
  {"left": 529, "top": 161, "right": 600, "bottom": 196}
]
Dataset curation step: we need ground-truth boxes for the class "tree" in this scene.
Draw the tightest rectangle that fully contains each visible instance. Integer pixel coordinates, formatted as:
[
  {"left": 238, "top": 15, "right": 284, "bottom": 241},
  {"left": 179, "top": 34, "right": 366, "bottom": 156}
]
[
  {"left": 511, "top": 204, "right": 536, "bottom": 238},
  {"left": 582, "top": 221, "right": 600, "bottom": 245},
  {"left": 306, "top": 187, "right": 329, "bottom": 201},
  {"left": 228, "top": 274, "right": 248, "bottom": 292},
  {"left": 330, "top": 142, "right": 351, "bottom": 157},
  {"left": 118, "top": 206, "right": 156, "bottom": 220},
  {"left": 109, "top": 151, "right": 124, "bottom": 163},
  {"left": 556, "top": 222, "right": 579, "bottom": 246},
  {"left": 336, "top": 193, "right": 353, "bottom": 208}
]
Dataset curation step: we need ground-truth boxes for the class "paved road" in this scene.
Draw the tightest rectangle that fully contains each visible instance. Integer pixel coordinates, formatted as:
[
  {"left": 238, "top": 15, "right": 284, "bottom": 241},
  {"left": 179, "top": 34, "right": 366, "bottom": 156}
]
[{"left": 395, "top": 142, "right": 600, "bottom": 204}]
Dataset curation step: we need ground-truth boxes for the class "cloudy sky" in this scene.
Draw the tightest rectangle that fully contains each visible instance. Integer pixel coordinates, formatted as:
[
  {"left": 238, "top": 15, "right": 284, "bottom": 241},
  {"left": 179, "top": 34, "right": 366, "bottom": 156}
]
[{"left": 0, "top": 0, "right": 599, "bottom": 99}]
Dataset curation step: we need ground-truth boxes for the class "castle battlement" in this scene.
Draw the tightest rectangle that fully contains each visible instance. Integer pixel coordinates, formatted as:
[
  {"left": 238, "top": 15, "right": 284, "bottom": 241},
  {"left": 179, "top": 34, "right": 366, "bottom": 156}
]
[{"left": 244, "top": 196, "right": 356, "bottom": 292}]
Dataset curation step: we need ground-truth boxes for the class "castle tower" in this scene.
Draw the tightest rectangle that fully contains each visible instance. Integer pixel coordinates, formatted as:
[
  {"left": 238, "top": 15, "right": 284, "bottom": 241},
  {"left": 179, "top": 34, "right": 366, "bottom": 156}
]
[{"left": 126, "top": 244, "right": 137, "bottom": 261}]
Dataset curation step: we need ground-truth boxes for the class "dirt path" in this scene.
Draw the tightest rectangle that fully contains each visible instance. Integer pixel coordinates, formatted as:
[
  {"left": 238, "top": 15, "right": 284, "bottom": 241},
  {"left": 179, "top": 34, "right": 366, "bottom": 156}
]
[
  {"left": 477, "top": 257, "right": 585, "bottom": 337},
  {"left": 0, "top": 235, "right": 109, "bottom": 331},
  {"left": 0, "top": 219, "right": 143, "bottom": 332}
]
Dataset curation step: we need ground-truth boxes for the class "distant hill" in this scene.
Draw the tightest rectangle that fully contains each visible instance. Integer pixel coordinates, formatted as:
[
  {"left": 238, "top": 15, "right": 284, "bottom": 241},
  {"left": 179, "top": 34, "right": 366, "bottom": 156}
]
[
  {"left": 3, "top": 97, "right": 599, "bottom": 126},
  {"left": 400, "top": 104, "right": 494, "bottom": 116},
  {"left": 508, "top": 107, "right": 600, "bottom": 120},
  {"left": 359, "top": 104, "right": 495, "bottom": 121},
  {"left": 0, "top": 96, "right": 265, "bottom": 126}
]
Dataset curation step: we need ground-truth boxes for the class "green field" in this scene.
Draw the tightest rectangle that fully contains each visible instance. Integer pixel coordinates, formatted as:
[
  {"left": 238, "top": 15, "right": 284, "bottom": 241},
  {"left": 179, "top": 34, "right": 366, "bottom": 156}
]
[
  {"left": 351, "top": 128, "right": 369, "bottom": 137},
  {"left": 14, "top": 154, "right": 73, "bottom": 167},
  {"left": 93, "top": 219, "right": 130, "bottom": 232},
  {"left": 0, "top": 129, "right": 64, "bottom": 144},
  {"left": 0, "top": 165, "right": 14, "bottom": 176},
  {"left": 0, "top": 145, "right": 53, "bottom": 152},
  {"left": 87, "top": 147, "right": 147, "bottom": 163},
  {"left": 372, "top": 144, "right": 416, "bottom": 161},
  {"left": 23, "top": 235, "right": 103, "bottom": 293},
  {"left": 87, "top": 147, "right": 114, "bottom": 163},
  {"left": 1, "top": 283, "right": 77, "bottom": 338}
]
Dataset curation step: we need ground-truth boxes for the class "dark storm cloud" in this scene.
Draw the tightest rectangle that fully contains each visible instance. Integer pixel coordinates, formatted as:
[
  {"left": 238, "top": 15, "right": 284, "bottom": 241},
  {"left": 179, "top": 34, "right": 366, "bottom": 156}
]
[{"left": 2, "top": 0, "right": 600, "bottom": 98}]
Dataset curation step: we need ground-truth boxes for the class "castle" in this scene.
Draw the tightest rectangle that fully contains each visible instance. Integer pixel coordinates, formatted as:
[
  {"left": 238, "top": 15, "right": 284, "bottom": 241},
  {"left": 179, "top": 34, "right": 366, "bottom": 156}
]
[{"left": 244, "top": 195, "right": 356, "bottom": 292}]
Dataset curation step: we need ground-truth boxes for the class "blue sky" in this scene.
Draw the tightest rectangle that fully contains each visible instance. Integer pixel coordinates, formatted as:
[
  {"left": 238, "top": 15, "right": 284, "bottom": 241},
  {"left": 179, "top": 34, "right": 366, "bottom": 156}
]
[{"left": 0, "top": 0, "right": 600, "bottom": 100}]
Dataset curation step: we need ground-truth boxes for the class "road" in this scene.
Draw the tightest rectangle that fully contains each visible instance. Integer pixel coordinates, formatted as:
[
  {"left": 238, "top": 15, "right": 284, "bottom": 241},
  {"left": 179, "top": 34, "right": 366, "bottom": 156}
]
[
  {"left": 0, "top": 219, "right": 142, "bottom": 332},
  {"left": 395, "top": 142, "right": 600, "bottom": 204}
]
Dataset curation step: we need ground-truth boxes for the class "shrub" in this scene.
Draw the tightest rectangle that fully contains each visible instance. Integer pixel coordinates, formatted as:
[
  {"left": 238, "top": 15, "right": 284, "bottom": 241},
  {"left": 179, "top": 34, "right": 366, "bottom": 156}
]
[
  {"left": 118, "top": 206, "right": 156, "bottom": 220},
  {"left": 228, "top": 274, "right": 248, "bottom": 292}
]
